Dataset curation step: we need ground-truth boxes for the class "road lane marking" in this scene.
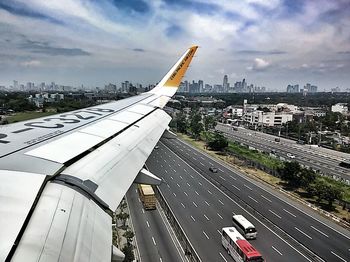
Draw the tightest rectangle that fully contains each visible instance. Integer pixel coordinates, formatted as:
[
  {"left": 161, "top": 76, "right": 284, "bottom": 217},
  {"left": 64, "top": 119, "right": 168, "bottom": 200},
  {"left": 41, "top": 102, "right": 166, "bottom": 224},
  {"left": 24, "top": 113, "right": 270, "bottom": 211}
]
[
  {"left": 219, "top": 176, "right": 226, "bottom": 181},
  {"left": 167, "top": 184, "right": 170, "bottom": 188},
  {"left": 178, "top": 163, "right": 181, "bottom": 167},
  {"left": 184, "top": 169, "right": 187, "bottom": 172},
  {"left": 187, "top": 182, "right": 191, "bottom": 187},
  {"left": 193, "top": 201, "right": 198, "bottom": 207},
  {"left": 173, "top": 192, "right": 177, "bottom": 197},
  {"left": 331, "top": 251, "right": 347, "bottom": 262},
  {"left": 181, "top": 203, "right": 185, "bottom": 208},
  {"left": 184, "top": 191, "right": 188, "bottom": 196},
  {"left": 142, "top": 209, "right": 145, "bottom": 214},
  {"left": 218, "top": 200, "right": 224, "bottom": 205},
  {"left": 207, "top": 190, "right": 212, "bottom": 194},
  {"left": 283, "top": 209, "right": 296, "bottom": 218},
  {"left": 231, "top": 184, "right": 241, "bottom": 191},
  {"left": 199, "top": 182, "right": 202, "bottom": 186},
  {"left": 217, "top": 230, "right": 222, "bottom": 235},
  {"left": 203, "top": 231, "right": 210, "bottom": 239},
  {"left": 190, "top": 175, "right": 194, "bottom": 179},
  {"left": 193, "top": 157, "right": 197, "bottom": 161},
  {"left": 219, "top": 168, "right": 224, "bottom": 172},
  {"left": 229, "top": 175, "right": 236, "bottom": 180},
  {"left": 165, "top": 170, "right": 168, "bottom": 173},
  {"left": 170, "top": 176, "right": 173, "bottom": 180},
  {"left": 195, "top": 191, "right": 200, "bottom": 195},
  {"left": 173, "top": 169, "right": 177, "bottom": 172},
  {"left": 269, "top": 209, "right": 282, "bottom": 219},
  {"left": 219, "top": 252, "right": 228, "bottom": 262},
  {"left": 244, "top": 184, "right": 253, "bottom": 190},
  {"left": 204, "top": 214, "right": 210, "bottom": 220},
  {"left": 205, "top": 201, "right": 210, "bottom": 206},
  {"left": 311, "top": 226, "right": 329, "bottom": 238},
  {"left": 248, "top": 196, "right": 258, "bottom": 203},
  {"left": 272, "top": 246, "right": 283, "bottom": 256},
  {"left": 200, "top": 162, "right": 205, "bottom": 166},
  {"left": 295, "top": 227, "right": 312, "bottom": 239},
  {"left": 146, "top": 221, "right": 150, "bottom": 227},
  {"left": 261, "top": 194, "right": 272, "bottom": 203},
  {"left": 152, "top": 237, "right": 156, "bottom": 246},
  {"left": 180, "top": 175, "right": 183, "bottom": 179},
  {"left": 191, "top": 215, "right": 196, "bottom": 222},
  {"left": 201, "top": 156, "right": 205, "bottom": 160},
  {"left": 217, "top": 213, "right": 223, "bottom": 219},
  {"left": 194, "top": 152, "right": 198, "bottom": 156},
  {"left": 177, "top": 183, "right": 180, "bottom": 188}
]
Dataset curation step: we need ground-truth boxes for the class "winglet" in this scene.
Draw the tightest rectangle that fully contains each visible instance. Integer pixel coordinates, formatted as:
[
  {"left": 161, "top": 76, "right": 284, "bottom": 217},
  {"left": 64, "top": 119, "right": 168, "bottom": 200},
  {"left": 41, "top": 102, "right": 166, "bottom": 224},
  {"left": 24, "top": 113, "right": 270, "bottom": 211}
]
[{"left": 149, "top": 46, "right": 198, "bottom": 94}]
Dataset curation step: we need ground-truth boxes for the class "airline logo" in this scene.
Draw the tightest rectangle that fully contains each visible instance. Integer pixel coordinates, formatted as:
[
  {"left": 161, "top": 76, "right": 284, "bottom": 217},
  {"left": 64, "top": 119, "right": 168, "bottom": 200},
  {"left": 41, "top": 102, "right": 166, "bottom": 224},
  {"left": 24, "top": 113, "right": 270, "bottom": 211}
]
[{"left": 165, "top": 46, "right": 198, "bottom": 87}]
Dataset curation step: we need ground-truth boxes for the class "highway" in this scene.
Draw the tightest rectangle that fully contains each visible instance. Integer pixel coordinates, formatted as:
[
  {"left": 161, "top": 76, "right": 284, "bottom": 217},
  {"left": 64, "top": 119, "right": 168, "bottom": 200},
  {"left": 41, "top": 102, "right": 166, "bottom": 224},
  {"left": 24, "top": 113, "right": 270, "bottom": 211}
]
[
  {"left": 126, "top": 184, "right": 186, "bottom": 262},
  {"left": 216, "top": 123, "right": 350, "bottom": 183},
  {"left": 146, "top": 137, "right": 350, "bottom": 262}
]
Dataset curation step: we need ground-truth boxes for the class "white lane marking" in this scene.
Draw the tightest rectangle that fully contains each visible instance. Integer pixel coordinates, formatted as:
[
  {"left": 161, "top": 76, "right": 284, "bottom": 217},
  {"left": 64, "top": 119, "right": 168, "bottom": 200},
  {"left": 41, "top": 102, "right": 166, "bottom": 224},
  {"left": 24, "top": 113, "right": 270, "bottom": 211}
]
[
  {"left": 201, "top": 156, "right": 205, "bottom": 160},
  {"left": 142, "top": 209, "right": 145, "bottom": 214},
  {"left": 170, "top": 176, "right": 173, "bottom": 180},
  {"left": 218, "top": 200, "right": 224, "bottom": 205},
  {"left": 173, "top": 169, "right": 177, "bottom": 173},
  {"left": 217, "top": 230, "right": 222, "bottom": 236},
  {"left": 173, "top": 192, "right": 177, "bottom": 197},
  {"left": 219, "top": 168, "right": 224, "bottom": 172},
  {"left": 193, "top": 201, "right": 198, "bottom": 207},
  {"left": 295, "top": 227, "right": 312, "bottom": 239},
  {"left": 269, "top": 209, "right": 282, "bottom": 219},
  {"left": 180, "top": 175, "right": 183, "bottom": 179},
  {"left": 162, "top": 140, "right": 313, "bottom": 262},
  {"left": 244, "top": 184, "right": 253, "bottom": 190},
  {"left": 311, "top": 226, "right": 329, "bottom": 238},
  {"left": 184, "top": 191, "right": 188, "bottom": 196},
  {"left": 331, "top": 251, "right": 347, "bottom": 262},
  {"left": 203, "top": 231, "right": 210, "bottom": 239},
  {"left": 138, "top": 198, "right": 141, "bottom": 203},
  {"left": 146, "top": 221, "right": 150, "bottom": 227},
  {"left": 191, "top": 215, "right": 196, "bottom": 222},
  {"left": 231, "top": 184, "right": 241, "bottom": 191},
  {"left": 204, "top": 214, "right": 210, "bottom": 221},
  {"left": 199, "top": 182, "right": 202, "bottom": 186},
  {"left": 160, "top": 164, "right": 163, "bottom": 168},
  {"left": 248, "top": 196, "right": 258, "bottom": 203},
  {"left": 207, "top": 190, "right": 212, "bottom": 195},
  {"left": 205, "top": 201, "right": 210, "bottom": 206},
  {"left": 200, "top": 162, "right": 205, "bottom": 166},
  {"left": 186, "top": 153, "right": 189, "bottom": 156},
  {"left": 164, "top": 159, "right": 167, "bottom": 163},
  {"left": 283, "top": 208, "right": 296, "bottom": 218},
  {"left": 177, "top": 183, "right": 180, "bottom": 188},
  {"left": 167, "top": 184, "right": 170, "bottom": 188},
  {"left": 184, "top": 169, "right": 187, "bottom": 172},
  {"left": 195, "top": 191, "right": 200, "bottom": 196},
  {"left": 217, "top": 213, "right": 223, "bottom": 219},
  {"left": 194, "top": 152, "right": 198, "bottom": 156},
  {"left": 219, "top": 176, "right": 226, "bottom": 181},
  {"left": 160, "top": 257, "right": 163, "bottom": 262},
  {"left": 193, "top": 157, "right": 197, "bottom": 161},
  {"left": 272, "top": 246, "right": 283, "bottom": 256},
  {"left": 152, "top": 237, "right": 157, "bottom": 246},
  {"left": 178, "top": 163, "right": 181, "bottom": 167},
  {"left": 219, "top": 252, "right": 228, "bottom": 262},
  {"left": 261, "top": 194, "right": 272, "bottom": 203},
  {"left": 181, "top": 203, "right": 185, "bottom": 208},
  {"left": 187, "top": 182, "right": 191, "bottom": 187},
  {"left": 135, "top": 189, "right": 138, "bottom": 193},
  {"left": 165, "top": 170, "right": 168, "bottom": 173},
  {"left": 229, "top": 175, "right": 236, "bottom": 180},
  {"left": 190, "top": 175, "right": 194, "bottom": 179}
]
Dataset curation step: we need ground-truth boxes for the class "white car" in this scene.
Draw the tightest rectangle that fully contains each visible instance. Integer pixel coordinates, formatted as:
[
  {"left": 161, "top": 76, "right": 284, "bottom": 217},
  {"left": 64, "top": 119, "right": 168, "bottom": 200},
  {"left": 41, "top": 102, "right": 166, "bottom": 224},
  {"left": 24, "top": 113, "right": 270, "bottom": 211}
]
[{"left": 287, "top": 153, "right": 295, "bottom": 159}]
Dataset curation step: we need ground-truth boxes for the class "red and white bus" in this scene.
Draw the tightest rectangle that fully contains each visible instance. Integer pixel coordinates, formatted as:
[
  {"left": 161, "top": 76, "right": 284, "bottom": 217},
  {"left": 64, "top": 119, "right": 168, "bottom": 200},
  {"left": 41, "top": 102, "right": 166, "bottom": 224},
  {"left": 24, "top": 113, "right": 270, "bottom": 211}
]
[{"left": 222, "top": 227, "right": 264, "bottom": 262}]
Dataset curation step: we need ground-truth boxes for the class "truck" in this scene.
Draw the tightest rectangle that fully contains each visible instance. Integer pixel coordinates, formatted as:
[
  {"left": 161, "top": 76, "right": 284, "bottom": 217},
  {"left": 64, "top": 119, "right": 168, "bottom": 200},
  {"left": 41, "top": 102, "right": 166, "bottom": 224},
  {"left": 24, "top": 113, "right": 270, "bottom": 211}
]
[{"left": 138, "top": 184, "right": 157, "bottom": 210}]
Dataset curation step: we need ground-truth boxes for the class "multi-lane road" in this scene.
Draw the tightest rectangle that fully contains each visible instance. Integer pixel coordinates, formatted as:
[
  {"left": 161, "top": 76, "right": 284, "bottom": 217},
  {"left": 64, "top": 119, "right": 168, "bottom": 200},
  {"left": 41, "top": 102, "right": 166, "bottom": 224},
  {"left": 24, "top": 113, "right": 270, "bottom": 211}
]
[
  {"left": 216, "top": 123, "right": 350, "bottom": 183},
  {"left": 126, "top": 184, "right": 186, "bottom": 262},
  {"left": 145, "top": 137, "right": 350, "bottom": 262}
]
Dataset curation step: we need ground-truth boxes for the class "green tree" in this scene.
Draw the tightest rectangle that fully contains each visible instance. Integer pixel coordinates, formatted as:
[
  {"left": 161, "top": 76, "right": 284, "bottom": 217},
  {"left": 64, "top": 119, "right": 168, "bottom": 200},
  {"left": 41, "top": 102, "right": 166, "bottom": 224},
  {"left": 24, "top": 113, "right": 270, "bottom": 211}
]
[
  {"left": 176, "top": 111, "right": 188, "bottom": 133},
  {"left": 207, "top": 132, "right": 228, "bottom": 151},
  {"left": 323, "top": 183, "right": 343, "bottom": 209},
  {"left": 122, "top": 243, "right": 135, "bottom": 262},
  {"left": 279, "top": 161, "right": 301, "bottom": 187},
  {"left": 203, "top": 115, "right": 216, "bottom": 131},
  {"left": 123, "top": 230, "right": 135, "bottom": 244},
  {"left": 299, "top": 168, "right": 317, "bottom": 190},
  {"left": 189, "top": 111, "right": 203, "bottom": 140},
  {"left": 116, "top": 212, "right": 129, "bottom": 229}
]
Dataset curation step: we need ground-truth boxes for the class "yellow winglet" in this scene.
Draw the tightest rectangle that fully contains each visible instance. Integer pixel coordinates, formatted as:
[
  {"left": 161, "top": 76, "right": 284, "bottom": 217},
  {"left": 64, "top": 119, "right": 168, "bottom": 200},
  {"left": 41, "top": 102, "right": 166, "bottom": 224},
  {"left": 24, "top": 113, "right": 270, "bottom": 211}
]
[{"left": 164, "top": 45, "right": 198, "bottom": 87}]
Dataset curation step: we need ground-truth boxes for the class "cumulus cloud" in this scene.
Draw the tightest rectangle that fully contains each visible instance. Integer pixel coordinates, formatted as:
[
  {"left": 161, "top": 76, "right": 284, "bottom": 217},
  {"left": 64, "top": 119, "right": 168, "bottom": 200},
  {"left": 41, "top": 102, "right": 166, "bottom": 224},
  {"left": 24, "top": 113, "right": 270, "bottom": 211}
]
[
  {"left": 20, "top": 60, "right": 41, "bottom": 67},
  {"left": 247, "top": 58, "right": 270, "bottom": 71}
]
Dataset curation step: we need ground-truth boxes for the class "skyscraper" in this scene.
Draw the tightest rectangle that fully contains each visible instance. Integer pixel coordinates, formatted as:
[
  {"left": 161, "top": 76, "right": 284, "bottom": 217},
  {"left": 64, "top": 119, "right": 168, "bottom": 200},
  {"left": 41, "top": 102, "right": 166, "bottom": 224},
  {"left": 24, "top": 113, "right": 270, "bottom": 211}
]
[{"left": 223, "top": 75, "right": 228, "bottom": 92}]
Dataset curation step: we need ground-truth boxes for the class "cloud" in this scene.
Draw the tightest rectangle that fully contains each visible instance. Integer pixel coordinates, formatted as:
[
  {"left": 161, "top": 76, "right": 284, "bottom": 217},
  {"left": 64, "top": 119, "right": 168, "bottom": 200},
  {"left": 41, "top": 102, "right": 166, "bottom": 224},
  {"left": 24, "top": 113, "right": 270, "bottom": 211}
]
[
  {"left": 132, "top": 48, "right": 145, "bottom": 52},
  {"left": 20, "top": 60, "right": 41, "bottom": 67},
  {"left": 236, "top": 49, "right": 286, "bottom": 55},
  {"left": 20, "top": 39, "right": 90, "bottom": 56},
  {"left": 247, "top": 58, "right": 270, "bottom": 71}
]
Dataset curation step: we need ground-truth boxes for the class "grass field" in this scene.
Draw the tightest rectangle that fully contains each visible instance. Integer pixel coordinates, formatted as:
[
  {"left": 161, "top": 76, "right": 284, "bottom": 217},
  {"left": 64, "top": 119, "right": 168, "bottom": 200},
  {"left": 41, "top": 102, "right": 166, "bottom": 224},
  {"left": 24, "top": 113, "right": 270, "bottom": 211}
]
[{"left": 5, "top": 111, "right": 56, "bottom": 123}]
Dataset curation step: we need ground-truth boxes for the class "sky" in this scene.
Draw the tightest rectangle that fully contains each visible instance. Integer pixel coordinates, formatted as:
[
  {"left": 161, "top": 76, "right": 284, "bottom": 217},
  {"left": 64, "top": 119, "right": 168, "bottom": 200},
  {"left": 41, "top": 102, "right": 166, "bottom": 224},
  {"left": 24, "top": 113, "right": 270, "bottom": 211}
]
[{"left": 0, "top": 0, "right": 349, "bottom": 91}]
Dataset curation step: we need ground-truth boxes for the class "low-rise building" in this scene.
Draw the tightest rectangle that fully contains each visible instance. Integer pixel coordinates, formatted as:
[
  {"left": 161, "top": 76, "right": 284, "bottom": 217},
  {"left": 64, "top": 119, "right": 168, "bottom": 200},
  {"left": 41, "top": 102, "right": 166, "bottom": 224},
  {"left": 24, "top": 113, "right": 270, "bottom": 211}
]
[{"left": 331, "top": 103, "right": 348, "bottom": 114}]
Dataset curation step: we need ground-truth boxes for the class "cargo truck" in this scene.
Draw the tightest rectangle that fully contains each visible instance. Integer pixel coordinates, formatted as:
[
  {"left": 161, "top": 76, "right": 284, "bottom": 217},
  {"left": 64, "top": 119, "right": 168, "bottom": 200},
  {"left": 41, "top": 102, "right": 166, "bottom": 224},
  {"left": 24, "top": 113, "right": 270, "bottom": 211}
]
[{"left": 138, "top": 184, "right": 156, "bottom": 210}]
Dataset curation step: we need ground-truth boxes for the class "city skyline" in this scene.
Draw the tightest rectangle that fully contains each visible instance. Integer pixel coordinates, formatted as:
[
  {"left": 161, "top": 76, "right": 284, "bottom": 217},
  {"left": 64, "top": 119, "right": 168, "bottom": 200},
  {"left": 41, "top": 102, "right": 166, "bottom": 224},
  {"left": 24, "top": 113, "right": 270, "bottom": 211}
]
[{"left": 0, "top": 0, "right": 349, "bottom": 90}]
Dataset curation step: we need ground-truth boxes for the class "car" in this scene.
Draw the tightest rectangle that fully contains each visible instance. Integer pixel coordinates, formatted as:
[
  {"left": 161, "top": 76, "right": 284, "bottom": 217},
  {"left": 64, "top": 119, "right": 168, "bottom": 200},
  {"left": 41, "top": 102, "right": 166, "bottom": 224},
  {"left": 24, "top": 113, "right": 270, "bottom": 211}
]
[
  {"left": 154, "top": 145, "right": 159, "bottom": 149},
  {"left": 209, "top": 166, "right": 218, "bottom": 173},
  {"left": 296, "top": 140, "right": 305, "bottom": 145},
  {"left": 287, "top": 153, "right": 295, "bottom": 159},
  {"left": 275, "top": 137, "right": 280, "bottom": 142}
]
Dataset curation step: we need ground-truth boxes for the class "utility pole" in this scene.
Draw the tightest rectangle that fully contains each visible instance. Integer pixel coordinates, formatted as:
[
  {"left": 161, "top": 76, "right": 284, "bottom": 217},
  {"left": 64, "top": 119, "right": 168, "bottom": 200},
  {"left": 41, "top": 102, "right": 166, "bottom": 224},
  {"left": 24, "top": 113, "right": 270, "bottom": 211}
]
[{"left": 318, "top": 122, "right": 322, "bottom": 146}]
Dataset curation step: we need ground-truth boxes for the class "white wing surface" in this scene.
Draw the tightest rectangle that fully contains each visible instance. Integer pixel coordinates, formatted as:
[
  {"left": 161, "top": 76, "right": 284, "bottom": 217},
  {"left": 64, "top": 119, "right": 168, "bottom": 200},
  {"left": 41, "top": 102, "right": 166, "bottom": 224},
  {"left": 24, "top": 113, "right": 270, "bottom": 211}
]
[{"left": 0, "top": 46, "right": 198, "bottom": 261}]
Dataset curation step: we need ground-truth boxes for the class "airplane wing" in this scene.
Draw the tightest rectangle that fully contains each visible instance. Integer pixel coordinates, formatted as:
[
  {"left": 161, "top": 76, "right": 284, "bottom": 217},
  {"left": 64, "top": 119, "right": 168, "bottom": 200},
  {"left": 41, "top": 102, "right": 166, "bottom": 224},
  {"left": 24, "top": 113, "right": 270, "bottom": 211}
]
[{"left": 0, "top": 46, "right": 198, "bottom": 262}]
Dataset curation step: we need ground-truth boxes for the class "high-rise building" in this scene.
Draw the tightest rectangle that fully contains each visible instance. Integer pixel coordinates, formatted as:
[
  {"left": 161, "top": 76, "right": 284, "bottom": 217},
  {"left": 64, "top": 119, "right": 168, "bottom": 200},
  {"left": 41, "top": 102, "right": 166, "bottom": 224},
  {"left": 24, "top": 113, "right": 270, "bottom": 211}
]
[
  {"left": 287, "top": 84, "right": 299, "bottom": 93},
  {"left": 223, "top": 75, "right": 228, "bottom": 92},
  {"left": 198, "top": 80, "right": 204, "bottom": 93}
]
